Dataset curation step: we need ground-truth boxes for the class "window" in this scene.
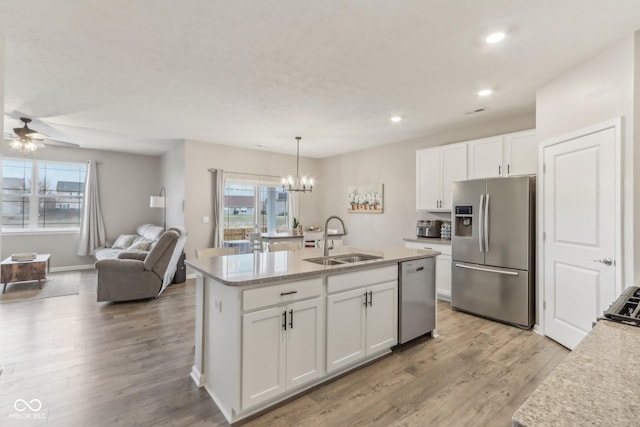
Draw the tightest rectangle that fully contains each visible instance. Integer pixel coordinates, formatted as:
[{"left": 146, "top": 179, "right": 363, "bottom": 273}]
[
  {"left": 223, "top": 179, "right": 289, "bottom": 248},
  {"left": 2, "top": 158, "right": 87, "bottom": 231}
]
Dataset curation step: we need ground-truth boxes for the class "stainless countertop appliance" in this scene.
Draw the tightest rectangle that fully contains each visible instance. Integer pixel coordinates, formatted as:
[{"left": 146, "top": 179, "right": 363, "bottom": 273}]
[
  {"left": 451, "top": 176, "right": 535, "bottom": 329},
  {"left": 416, "top": 220, "right": 442, "bottom": 238},
  {"left": 398, "top": 257, "right": 436, "bottom": 344}
]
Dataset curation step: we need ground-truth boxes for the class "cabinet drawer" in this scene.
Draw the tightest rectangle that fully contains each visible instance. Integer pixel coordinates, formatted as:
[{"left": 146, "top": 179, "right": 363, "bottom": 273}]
[
  {"left": 404, "top": 241, "right": 452, "bottom": 255},
  {"left": 327, "top": 265, "right": 397, "bottom": 294},
  {"left": 243, "top": 278, "right": 323, "bottom": 311}
]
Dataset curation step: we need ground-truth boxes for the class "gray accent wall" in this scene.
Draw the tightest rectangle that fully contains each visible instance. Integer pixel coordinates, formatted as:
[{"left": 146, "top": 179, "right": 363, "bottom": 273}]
[{"left": 1, "top": 147, "right": 162, "bottom": 269}]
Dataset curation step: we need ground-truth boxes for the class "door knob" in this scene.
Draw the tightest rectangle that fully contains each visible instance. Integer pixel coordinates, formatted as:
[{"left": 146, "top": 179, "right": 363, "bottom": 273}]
[{"left": 592, "top": 257, "right": 613, "bottom": 266}]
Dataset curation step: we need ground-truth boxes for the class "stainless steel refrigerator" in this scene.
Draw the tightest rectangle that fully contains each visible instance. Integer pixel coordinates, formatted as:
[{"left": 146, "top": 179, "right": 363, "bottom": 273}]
[{"left": 451, "top": 176, "right": 535, "bottom": 328}]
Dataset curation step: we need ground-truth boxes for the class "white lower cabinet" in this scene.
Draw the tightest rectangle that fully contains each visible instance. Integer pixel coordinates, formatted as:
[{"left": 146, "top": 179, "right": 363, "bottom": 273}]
[
  {"left": 405, "top": 241, "right": 452, "bottom": 301},
  {"left": 241, "top": 296, "right": 323, "bottom": 410},
  {"left": 326, "top": 273, "right": 397, "bottom": 374}
]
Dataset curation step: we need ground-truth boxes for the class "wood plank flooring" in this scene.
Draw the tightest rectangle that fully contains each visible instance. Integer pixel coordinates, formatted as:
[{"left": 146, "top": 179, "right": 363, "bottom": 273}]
[{"left": 0, "top": 271, "right": 568, "bottom": 426}]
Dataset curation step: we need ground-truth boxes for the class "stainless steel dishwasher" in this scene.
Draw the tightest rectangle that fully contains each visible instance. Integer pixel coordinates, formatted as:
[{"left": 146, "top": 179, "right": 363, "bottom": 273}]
[{"left": 398, "top": 257, "right": 436, "bottom": 344}]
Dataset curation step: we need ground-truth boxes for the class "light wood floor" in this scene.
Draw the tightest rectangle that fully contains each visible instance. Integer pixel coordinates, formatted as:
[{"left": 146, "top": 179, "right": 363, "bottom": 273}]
[{"left": 0, "top": 271, "right": 568, "bottom": 426}]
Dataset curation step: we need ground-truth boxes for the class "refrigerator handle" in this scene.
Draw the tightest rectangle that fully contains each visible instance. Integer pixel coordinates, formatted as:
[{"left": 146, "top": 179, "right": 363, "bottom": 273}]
[
  {"left": 455, "top": 263, "right": 519, "bottom": 276},
  {"left": 484, "top": 193, "right": 490, "bottom": 252},
  {"left": 478, "top": 194, "right": 485, "bottom": 252}
]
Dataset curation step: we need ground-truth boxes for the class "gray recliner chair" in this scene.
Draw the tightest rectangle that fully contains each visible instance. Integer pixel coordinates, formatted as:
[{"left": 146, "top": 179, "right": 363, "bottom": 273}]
[{"left": 95, "top": 227, "right": 186, "bottom": 302}]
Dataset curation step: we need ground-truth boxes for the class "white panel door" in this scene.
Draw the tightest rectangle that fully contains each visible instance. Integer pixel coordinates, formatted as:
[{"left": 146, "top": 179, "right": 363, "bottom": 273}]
[
  {"left": 543, "top": 126, "right": 617, "bottom": 350},
  {"left": 416, "top": 148, "right": 440, "bottom": 210},
  {"left": 468, "top": 136, "right": 503, "bottom": 179},
  {"left": 365, "top": 281, "right": 397, "bottom": 355},
  {"left": 286, "top": 297, "right": 323, "bottom": 389},
  {"left": 440, "top": 143, "right": 467, "bottom": 209},
  {"left": 505, "top": 129, "right": 537, "bottom": 176},
  {"left": 326, "top": 288, "right": 366, "bottom": 373},
  {"left": 241, "top": 307, "right": 286, "bottom": 409}
]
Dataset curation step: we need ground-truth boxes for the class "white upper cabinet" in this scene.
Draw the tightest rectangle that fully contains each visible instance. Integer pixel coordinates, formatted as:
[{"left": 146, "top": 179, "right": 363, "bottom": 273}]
[
  {"left": 468, "top": 136, "right": 503, "bottom": 179},
  {"left": 416, "top": 142, "right": 467, "bottom": 211},
  {"left": 468, "top": 129, "right": 537, "bottom": 179},
  {"left": 504, "top": 129, "right": 537, "bottom": 176}
]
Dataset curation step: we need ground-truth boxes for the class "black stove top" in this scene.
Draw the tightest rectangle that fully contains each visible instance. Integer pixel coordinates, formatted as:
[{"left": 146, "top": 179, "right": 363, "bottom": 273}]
[{"left": 604, "top": 286, "right": 640, "bottom": 326}]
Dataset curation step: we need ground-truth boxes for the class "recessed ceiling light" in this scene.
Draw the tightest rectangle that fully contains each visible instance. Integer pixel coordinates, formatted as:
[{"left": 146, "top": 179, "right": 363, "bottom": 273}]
[
  {"left": 478, "top": 89, "right": 493, "bottom": 97},
  {"left": 485, "top": 32, "right": 506, "bottom": 44},
  {"left": 390, "top": 116, "right": 402, "bottom": 122}
]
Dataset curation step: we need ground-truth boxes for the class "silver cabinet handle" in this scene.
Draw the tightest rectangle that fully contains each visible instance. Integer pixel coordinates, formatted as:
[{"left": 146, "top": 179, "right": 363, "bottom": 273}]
[
  {"left": 592, "top": 257, "right": 613, "bottom": 266},
  {"left": 498, "top": 165, "right": 501, "bottom": 175}
]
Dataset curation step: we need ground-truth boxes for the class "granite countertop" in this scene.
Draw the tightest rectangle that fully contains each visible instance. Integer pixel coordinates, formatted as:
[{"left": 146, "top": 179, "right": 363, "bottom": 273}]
[
  {"left": 185, "top": 246, "right": 440, "bottom": 287},
  {"left": 512, "top": 320, "right": 640, "bottom": 426},
  {"left": 403, "top": 236, "right": 452, "bottom": 245}
]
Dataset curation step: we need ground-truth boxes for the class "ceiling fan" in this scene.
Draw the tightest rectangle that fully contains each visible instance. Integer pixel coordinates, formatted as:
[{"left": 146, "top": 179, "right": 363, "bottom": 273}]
[{"left": 4, "top": 117, "right": 80, "bottom": 153}]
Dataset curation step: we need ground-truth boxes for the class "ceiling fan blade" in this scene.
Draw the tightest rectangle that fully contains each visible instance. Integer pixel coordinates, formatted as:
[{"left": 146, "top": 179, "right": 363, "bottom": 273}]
[{"left": 40, "top": 139, "right": 80, "bottom": 148}]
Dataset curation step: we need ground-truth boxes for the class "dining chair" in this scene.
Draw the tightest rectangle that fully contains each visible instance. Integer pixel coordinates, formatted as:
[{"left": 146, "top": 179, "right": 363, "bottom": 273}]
[
  {"left": 268, "top": 242, "right": 300, "bottom": 252},
  {"left": 318, "top": 239, "right": 343, "bottom": 250},
  {"left": 248, "top": 232, "right": 263, "bottom": 253},
  {"left": 195, "top": 247, "right": 238, "bottom": 258}
]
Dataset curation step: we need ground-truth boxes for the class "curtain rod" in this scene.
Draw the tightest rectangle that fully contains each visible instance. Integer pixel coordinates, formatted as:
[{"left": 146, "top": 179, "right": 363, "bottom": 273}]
[{"left": 208, "top": 169, "right": 280, "bottom": 179}]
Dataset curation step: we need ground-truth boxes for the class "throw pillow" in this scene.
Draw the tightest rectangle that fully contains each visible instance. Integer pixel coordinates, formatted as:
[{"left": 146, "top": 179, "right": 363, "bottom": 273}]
[
  {"left": 112, "top": 234, "right": 136, "bottom": 249},
  {"left": 128, "top": 240, "right": 152, "bottom": 251}
]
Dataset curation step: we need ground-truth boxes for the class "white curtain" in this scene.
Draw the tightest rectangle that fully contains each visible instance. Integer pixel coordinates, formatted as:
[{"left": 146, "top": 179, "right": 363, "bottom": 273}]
[
  {"left": 210, "top": 169, "right": 226, "bottom": 247},
  {"left": 288, "top": 191, "right": 300, "bottom": 230},
  {"left": 77, "top": 160, "right": 106, "bottom": 256}
]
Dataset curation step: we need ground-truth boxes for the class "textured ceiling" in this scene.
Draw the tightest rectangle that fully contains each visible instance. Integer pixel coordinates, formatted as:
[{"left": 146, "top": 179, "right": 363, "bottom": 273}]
[{"left": 1, "top": 1, "right": 640, "bottom": 157}]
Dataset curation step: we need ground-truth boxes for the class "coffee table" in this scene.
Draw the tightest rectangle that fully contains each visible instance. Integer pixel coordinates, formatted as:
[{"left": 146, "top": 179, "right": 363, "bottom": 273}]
[{"left": 1, "top": 254, "right": 51, "bottom": 294}]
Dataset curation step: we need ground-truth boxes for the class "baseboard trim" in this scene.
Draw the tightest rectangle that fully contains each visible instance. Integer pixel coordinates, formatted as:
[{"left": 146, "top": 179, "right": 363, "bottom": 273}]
[
  {"left": 187, "top": 273, "right": 197, "bottom": 280},
  {"left": 50, "top": 264, "right": 94, "bottom": 273}
]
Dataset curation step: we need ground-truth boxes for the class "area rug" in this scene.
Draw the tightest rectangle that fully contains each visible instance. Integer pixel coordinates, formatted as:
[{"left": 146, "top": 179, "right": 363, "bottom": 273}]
[{"left": 0, "top": 278, "right": 79, "bottom": 304}]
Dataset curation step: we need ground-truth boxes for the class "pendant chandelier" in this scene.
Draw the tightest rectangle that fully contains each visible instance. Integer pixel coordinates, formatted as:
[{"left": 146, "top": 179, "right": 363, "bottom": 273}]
[{"left": 281, "top": 136, "right": 314, "bottom": 193}]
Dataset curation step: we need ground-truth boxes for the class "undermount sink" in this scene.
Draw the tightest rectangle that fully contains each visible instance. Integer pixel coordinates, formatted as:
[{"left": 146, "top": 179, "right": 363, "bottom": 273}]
[{"left": 304, "top": 253, "right": 383, "bottom": 266}]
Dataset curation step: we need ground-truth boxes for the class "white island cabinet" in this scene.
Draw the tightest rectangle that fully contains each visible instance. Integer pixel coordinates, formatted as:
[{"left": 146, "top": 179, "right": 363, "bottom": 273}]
[
  {"left": 186, "top": 247, "right": 437, "bottom": 424},
  {"left": 241, "top": 278, "right": 323, "bottom": 410},
  {"left": 326, "top": 266, "right": 398, "bottom": 373}
]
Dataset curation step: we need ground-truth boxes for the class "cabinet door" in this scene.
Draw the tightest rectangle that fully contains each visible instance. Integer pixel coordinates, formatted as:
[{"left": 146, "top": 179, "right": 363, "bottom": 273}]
[
  {"left": 440, "top": 143, "right": 467, "bottom": 209},
  {"left": 326, "top": 288, "right": 366, "bottom": 373},
  {"left": 365, "top": 281, "right": 397, "bottom": 355},
  {"left": 435, "top": 254, "right": 452, "bottom": 301},
  {"left": 242, "top": 307, "right": 286, "bottom": 409},
  {"left": 416, "top": 148, "right": 441, "bottom": 210},
  {"left": 504, "top": 130, "right": 537, "bottom": 176},
  {"left": 286, "top": 297, "right": 323, "bottom": 389},
  {"left": 468, "top": 136, "right": 503, "bottom": 179}
]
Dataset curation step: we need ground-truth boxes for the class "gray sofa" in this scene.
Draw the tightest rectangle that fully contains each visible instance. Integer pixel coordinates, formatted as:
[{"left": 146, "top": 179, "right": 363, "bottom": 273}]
[
  {"left": 95, "top": 226, "right": 187, "bottom": 302},
  {"left": 94, "top": 224, "right": 164, "bottom": 261}
]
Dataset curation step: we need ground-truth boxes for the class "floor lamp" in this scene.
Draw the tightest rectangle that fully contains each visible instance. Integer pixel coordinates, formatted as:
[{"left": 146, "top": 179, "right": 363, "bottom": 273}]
[{"left": 150, "top": 187, "right": 167, "bottom": 231}]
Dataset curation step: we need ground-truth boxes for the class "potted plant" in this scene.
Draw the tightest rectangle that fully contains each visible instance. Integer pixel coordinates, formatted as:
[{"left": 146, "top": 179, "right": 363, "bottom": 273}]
[{"left": 292, "top": 217, "right": 300, "bottom": 234}]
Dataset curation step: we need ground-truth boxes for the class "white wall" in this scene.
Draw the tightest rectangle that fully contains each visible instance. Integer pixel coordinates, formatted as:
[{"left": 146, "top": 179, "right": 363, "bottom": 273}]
[
  {"left": 536, "top": 33, "right": 638, "bottom": 286},
  {"left": 316, "top": 113, "right": 535, "bottom": 247},
  {"left": 182, "top": 140, "right": 322, "bottom": 260},
  {"left": 1, "top": 146, "right": 162, "bottom": 268},
  {"left": 161, "top": 140, "right": 186, "bottom": 229}
]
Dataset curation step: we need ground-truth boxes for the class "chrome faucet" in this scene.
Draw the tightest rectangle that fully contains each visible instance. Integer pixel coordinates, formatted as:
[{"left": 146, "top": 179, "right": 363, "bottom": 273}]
[{"left": 323, "top": 215, "right": 348, "bottom": 256}]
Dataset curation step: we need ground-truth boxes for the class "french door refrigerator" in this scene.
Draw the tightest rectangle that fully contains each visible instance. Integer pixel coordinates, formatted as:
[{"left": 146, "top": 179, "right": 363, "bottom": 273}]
[{"left": 451, "top": 176, "right": 535, "bottom": 328}]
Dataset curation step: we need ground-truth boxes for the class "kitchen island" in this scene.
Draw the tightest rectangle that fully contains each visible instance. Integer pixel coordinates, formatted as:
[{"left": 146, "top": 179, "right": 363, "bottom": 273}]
[
  {"left": 512, "top": 320, "right": 640, "bottom": 426},
  {"left": 186, "top": 246, "right": 439, "bottom": 424}
]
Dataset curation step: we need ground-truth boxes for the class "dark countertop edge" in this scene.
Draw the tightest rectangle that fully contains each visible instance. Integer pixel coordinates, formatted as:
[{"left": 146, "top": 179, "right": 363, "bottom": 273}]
[
  {"left": 186, "top": 252, "right": 439, "bottom": 287},
  {"left": 403, "top": 236, "right": 452, "bottom": 245}
]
